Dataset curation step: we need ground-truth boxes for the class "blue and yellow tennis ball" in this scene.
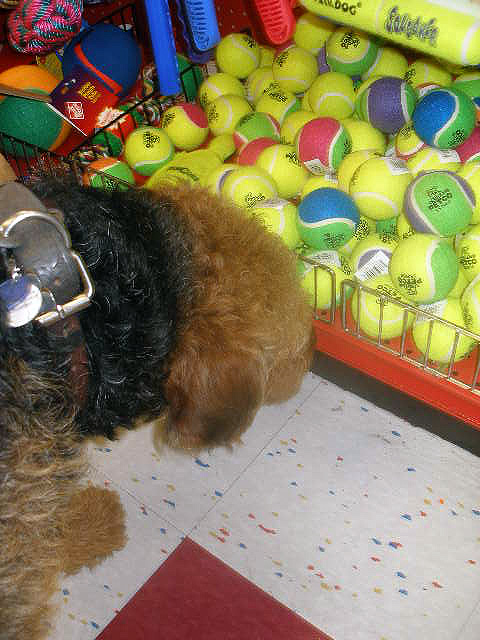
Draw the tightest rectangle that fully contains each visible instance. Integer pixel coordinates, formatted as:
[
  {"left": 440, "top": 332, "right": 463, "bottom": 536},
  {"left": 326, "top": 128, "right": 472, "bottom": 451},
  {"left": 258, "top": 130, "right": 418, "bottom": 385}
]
[
  {"left": 389, "top": 234, "right": 459, "bottom": 304},
  {"left": 293, "top": 12, "right": 336, "bottom": 55},
  {"left": 350, "top": 231, "right": 398, "bottom": 275},
  {"left": 405, "top": 147, "right": 461, "bottom": 176},
  {"left": 337, "top": 149, "right": 379, "bottom": 192},
  {"left": 395, "top": 122, "right": 426, "bottom": 160},
  {"left": 457, "top": 224, "right": 480, "bottom": 282},
  {"left": 256, "top": 144, "right": 309, "bottom": 199},
  {"left": 296, "top": 117, "right": 351, "bottom": 174},
  {"left": 326, "top": 27, "right": 379, "bottom": 77},
  {"left": 349, "top": 156, "right": 412, "bottom": 220},
  {"left": 308, "top": 71, "right": 355, "bottom": 119},
  {"left": 340, "top": 118, "right": 386, "bottom": 155},
  {"left": 351, "top": 274, "right": 415, "bottom": 340},
  {"left": 404, "top": 170, "right": 474, "bottom": 237},
  {"left": 297, "top": 249, "right": 353, "bottom": 311},
  {"left": 458, "top": 161, "right": 480, "bottom": 224},
  {"left": 124, "top": 126, "right": 174, "bottom": 176},
  {"left": 461, "top": 278, "right": 480, "bottom": 334},
  {"left": 362, "top": 46, "right": 408, "bottom": 80},
  {"left": 221, "top": 165, "right": 278, "bottom": 209},
  {"left": 206, "top": 94, "right": 252, "bottom": 136},
  {"left": 356, "top": 76, "right": 416, "bottom": 135},
  {"left": 256, "top": 87, "right": 301, "bottom": 124},
  {"left": 412, "top": 87, "right": 476, "bottom": 149},
  {"left": 215, "top": 33, "right": 260, "bottom": 79},
  {"left": 251, "top": 198, "right": 301, "bottom": 249},
  {"left": 413, "top": 298, "right": 475, "bottom": 363},
  {"left": 272, "top": 46, "right": 318, "bottom": 94},
  {"left": 233, "top": 111, "right": 280, "bottom": 148},
  {"left": 280, "top": 110, "right": 316, "bottom": 145},
  {"left": 245, "top": 68, "right": 277, "bottom": 104},
  {"left": 404, "top": 58, "right": 452, "bottom": 89},
  {"left": 197, "top": 72, "right": 245, "bottom": 109},
  {"left": 297, "top": 187, "right": 359, "bottom": 250},
  {"left": 301, "top": 173, "right": 340, "bottom": 199},
  {"left": 83, "top": 157, "right": 135, "bottom": 190}
]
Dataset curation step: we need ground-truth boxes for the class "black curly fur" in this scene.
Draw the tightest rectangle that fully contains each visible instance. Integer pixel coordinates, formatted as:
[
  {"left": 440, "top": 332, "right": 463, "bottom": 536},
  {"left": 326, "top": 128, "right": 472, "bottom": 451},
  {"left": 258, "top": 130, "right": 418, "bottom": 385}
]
[{"left": 26, "top": 179, "right": 194, "bottom": 439}]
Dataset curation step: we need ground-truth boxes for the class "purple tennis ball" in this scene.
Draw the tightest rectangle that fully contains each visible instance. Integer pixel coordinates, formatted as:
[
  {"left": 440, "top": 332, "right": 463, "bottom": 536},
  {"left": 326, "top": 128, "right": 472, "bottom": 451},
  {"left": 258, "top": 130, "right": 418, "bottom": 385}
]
[{"left": 358, "top": 76, "right": 417, "bottom": 134}]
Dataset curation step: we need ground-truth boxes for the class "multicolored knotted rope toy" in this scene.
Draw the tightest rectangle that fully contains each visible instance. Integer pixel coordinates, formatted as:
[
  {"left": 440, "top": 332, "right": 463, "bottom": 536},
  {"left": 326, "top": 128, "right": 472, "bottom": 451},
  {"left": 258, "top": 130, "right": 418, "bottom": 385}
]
[{"left": 7, "top": 0, "right": 83, "bottom": 54}]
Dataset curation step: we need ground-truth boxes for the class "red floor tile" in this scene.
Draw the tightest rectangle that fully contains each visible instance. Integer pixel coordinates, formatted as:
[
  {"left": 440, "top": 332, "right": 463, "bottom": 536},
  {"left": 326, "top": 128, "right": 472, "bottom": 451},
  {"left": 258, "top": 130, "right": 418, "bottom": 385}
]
[{"left": 97, "top": 537, "right": 332, "bottom": 640}]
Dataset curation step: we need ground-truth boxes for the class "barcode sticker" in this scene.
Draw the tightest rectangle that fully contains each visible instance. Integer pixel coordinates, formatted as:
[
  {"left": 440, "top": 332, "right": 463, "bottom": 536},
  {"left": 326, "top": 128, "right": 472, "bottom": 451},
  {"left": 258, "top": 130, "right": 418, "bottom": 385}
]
[
  {"left": 355, "top": 251, "right": 390, "bottom": 281},
  {"left": 303, "top": 159, "right": 325, "bottom": 174},
  {"left": 438, "top": 149, "right": 460, "bottom": 163},
  {"left": 313, "top": 250, "right": 342, "bottom": 267},
  {"left": 385, "top": 156, "right": 410, "bottom": 174},
  {"left": 416, "top": 300, "right": 447, "bottom": 323}
]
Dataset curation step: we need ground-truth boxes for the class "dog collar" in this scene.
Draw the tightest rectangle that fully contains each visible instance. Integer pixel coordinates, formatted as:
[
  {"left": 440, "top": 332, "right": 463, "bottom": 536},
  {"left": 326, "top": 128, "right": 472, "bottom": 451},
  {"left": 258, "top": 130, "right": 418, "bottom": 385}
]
[{"left": 0, "top": 182, "right": 94, "bottom": 328}]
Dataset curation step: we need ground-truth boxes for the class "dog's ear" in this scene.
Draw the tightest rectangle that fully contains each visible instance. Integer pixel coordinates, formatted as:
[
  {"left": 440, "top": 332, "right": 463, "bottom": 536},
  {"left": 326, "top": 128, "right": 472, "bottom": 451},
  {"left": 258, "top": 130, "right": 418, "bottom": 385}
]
[{"left": 164, "top": 349, "right": 266, "bottom": 449}]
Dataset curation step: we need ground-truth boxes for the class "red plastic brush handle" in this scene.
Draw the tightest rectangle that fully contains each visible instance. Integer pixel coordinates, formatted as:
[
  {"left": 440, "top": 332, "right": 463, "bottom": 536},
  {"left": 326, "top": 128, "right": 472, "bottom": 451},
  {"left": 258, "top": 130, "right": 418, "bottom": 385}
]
[{"left": 250, "top": 0, "right": 296, "bottom": 45}]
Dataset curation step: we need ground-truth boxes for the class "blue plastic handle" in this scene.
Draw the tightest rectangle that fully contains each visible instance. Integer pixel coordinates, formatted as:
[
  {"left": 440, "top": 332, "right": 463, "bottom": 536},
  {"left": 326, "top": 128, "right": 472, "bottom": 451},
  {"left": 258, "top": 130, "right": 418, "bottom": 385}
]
[{"left": 143, "top": 0, "right": 181, "bottom": 96}]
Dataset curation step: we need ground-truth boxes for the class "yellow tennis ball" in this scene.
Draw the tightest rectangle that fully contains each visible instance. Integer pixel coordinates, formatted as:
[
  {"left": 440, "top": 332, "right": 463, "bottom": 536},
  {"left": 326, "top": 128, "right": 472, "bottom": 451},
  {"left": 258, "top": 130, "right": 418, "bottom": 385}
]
[
  {"left": 406, "top": 147, "right": 461, "bottom": 177},
  {"left": 259, "top": 46, "right": 275, "bottom": 68},
  {"left": 221, "top": 165, "right": 278, "bottom": 210},
  {"left": 396, "top": 212, "right": 415, "bottom": 241},
  {"left": 326, "top": 26, "right": 379, "bottom": 76},
  {"left": 461, "top": 278, "right": 480, "bottom": 334},
  {"left": 251, "top": 198, "right": 301, "bottom": 249},
  {"left": 215, "top": 33, "right": 260, "bottom": 79},
  {"left": 207, "top": 133, "right": 236, "bottom": 161},
  {"left": 458, "top": 161, "right": 480, "bottom": 225},
  {"left": 349, "top": 156, "right": 412, "bottom": 220},
  {"left": 340, "top": 118, "right": 386, "bottom": 154},
  {"left": 161, "top": 104, "right": 209, "bottom": 151},
  {"left": 294, "top": 12, "right": 335, "bottom": 55},
  {"left": 351, "top": 274, "right": 415, "bottom": 340},
  {"left": 301, "top": 172, "right": 339, "bottom": 199},
  {"left": 297, "top": 249, "right": 353, "bottom": 311},
  {"left": 301, "top": 87, "right": 313, "bottom": 111},
  {"left": 280, "top": 109, "right": 316, "bottom": 144},
  {"left": 361, "top": 46, "right": 408, "bottom": 80},
  {"left": 123, "top": 126, "right": 174, "bottom": 177},
  {"left": 255, "top": 87, "right": 301, "bottom": 125},
  {"left": 413, "top": 298, "right": 475, "bottom": 363},
  {"left": 256, "top": 143, "right": 309, "bottom": 199},
  {"left": 272, "top": 46, "right": 318, "bottom": 94},
  {"left": 340, "top": 215, "right": 377, "bottom": 256},
  {"left": 350, "top": 231, "right": 399, "bottom": 275},
  {"left": 245, "top": 68, "right": 277, "bottom": 104},
  {"left": 404, "top": 58, "right": 452, "bottom": 88},
  {"left": 197, "top": 72, "right": 245, "bottom": 109},
  {"left": 449, "top": 267, "right": 469, "bottom": 299},
  {"left": 395, "top": 122, "right": 426, "bottom": 160},
  {"left": 337, "top": 149, "right": 380, "bottom": 192},
  {"left": 146, "top": 149, "right": 220, "bottom": 189},
  {"left": 200, "top": 162, "right": 237, "bottom": 194},
  {"left": 206, "top": 94, "right": 252, "bottom": 136},
  {"left": 308, "top": 72, "right": 355, "bottom": 119},
  {"left": 458, "top": 224, "right": 480, "bottom": 281}
]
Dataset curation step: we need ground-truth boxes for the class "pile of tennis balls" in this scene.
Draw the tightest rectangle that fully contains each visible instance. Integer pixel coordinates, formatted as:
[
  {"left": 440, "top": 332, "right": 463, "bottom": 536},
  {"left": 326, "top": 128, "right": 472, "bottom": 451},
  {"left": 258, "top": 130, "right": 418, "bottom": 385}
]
[{"left": 191, "top": 14, "right": 480, "bottom": 365}]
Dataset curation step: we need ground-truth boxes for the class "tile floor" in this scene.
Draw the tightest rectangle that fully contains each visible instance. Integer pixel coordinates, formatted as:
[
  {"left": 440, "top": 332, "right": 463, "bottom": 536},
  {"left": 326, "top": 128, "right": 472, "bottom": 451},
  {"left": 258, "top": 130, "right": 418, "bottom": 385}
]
[{"left": 48, "top": 361, "right": 480, "bottom": 640}]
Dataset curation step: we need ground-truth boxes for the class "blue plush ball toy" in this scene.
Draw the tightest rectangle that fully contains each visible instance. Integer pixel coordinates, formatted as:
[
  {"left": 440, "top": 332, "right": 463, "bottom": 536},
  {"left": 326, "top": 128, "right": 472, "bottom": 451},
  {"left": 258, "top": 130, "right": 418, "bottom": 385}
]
[
  {"left": 62, "top": 23, "right": 142, "bottom": 98},
  {"left": 297, "top": 187, "right": 360, "bottom": 250},
  {"left": 412, "top": 87, "right": 476, "bottom": 149}
]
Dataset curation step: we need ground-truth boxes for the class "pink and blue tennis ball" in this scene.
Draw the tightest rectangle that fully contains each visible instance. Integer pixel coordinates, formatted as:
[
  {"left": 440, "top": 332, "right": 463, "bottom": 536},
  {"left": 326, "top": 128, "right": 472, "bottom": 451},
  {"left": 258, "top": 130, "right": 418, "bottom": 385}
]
[
  {"left": 297, "top": 187, "right": 359, "bottom": 250},
  {"left": 404, "top": 170, "right": 474, "bottom": 237},
  {"left": 412, "top": 87, "right": 476, "bottom": 149},
  {"left": 233, "top": 112, "right": 280, "bottom": 149},
  {"left": 357, "top": 76, "right": 417, "bottom": 134},
  {"left": 296, "top": 117, "right": 351, "bottom": 174},
  {"left": 62, "top": 23, "right": 142, "bottom": 97}
]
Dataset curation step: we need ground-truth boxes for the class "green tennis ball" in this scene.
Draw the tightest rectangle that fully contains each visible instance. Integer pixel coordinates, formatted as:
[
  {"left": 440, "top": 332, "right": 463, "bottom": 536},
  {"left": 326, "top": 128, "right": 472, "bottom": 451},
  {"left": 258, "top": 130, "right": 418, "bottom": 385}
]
[
  {"left": 351, "top": 274, "right": 415, "bottom": 339},
  {"left": 326, "top": 27, "right": 379, "bottom": 76},
  {"left": 458, "top": 224, "right": 480, "bottom": 281},
  {"left": 221, "top": 165, "right": 278, "bottom": 209},
  {"left": 206, "top": 94, "right": 252, "bottom": 136},
  {"left": 197, "top": 72, "right": 245, "bottom": 109},
  {"left": 251, "top": 198, "right": 301, "bottom": 249},
  {"left": 341, "top": 118, "right": 386, "bottom": 154},
  {"left": 215, "top": 33, "right": 260, "bottom": 79},
  {"left": 389, "top": 234, "right": 459, "bottom": 304},
  {"left": 124, "top": 126, "right": 174, "bottom": 176},
  {"left": 404, "top": 170, "right": 474, "bottom": 236},
  {"left": 349, "top": 156, "right": 412, "bottom": 220},
  {"left": 350, "top": 231, "right": 399, "bottom": 275},
  {"left": 457, "top": 161, "right": 480, "bottom": 224},
  {"left": 297, "top": 249, "right": 353, "bottom": 310},
  {"left": 308, "top": 72, "right": 355, "bottom": 119},
  {"left": 177, "top": 54, "right": 203, "bottom": 101},
  {"left": 256, "top": 88, "right": 301, "bottom": 125},
  {"left": 233, "top": 111, "right": 280, "bottom": 148},
  {"left": 413, "top": 297, "right": 475, "bottom": 362},
  {"left": 83, "top": 157, "right": 135, "bottom": 191},
  {"left": 272, "top": 46, "right": 318, "bottom": 94},
  {"left": 461, "top": 278, "right": 480, "bottom": 333},
  {"left": 256, "top": 144, "right": 308, "bottom": 199}
]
